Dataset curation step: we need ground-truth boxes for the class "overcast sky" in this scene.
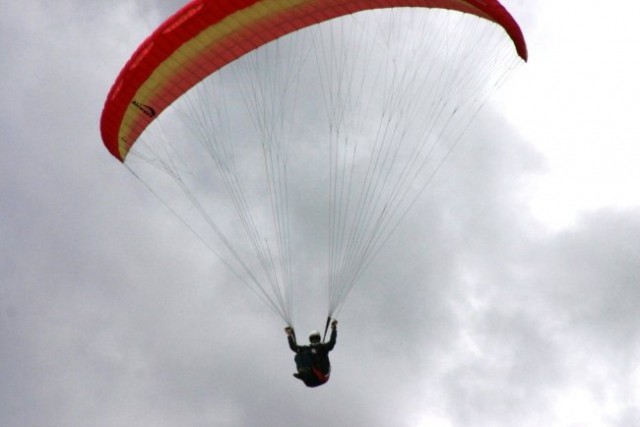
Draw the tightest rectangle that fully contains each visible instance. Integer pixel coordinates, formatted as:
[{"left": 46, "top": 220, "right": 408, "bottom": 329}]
[{"left": 2, "top": 1, "right": 639, "bottom": 427}]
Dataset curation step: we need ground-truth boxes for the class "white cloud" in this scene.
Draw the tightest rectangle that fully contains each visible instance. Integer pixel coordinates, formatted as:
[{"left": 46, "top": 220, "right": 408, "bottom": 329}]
[{"left": 498, "top": 0, "right": 640, "bottom": 229}]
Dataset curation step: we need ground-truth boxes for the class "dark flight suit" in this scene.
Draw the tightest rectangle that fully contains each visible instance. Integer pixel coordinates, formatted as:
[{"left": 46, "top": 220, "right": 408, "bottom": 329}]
[{"left": 288, "top": 328, "right": 337, "bottom": 387}]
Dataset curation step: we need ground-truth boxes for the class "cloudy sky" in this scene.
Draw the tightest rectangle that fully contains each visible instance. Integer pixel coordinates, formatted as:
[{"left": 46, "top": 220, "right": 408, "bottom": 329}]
[{"left": 2, "top": 1, "right": 639, "bottom": 426}]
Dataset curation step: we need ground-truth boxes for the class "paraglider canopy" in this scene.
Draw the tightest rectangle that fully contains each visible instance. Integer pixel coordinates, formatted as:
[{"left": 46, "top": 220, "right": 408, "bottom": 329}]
[
  {"left": 100, "top": 0, "right": 527, "bottom": 326},
  {"left": 100, "top": 0, "right": 527, "bottom": 162}
]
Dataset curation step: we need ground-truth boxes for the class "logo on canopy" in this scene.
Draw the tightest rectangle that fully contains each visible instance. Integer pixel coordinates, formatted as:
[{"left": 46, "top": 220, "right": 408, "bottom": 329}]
[{"left": 132, "top": 100, "right": 156, "bottom": 118}]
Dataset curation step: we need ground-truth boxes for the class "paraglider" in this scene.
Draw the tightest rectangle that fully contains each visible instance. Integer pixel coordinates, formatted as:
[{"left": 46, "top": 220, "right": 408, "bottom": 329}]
[
  {"left": 100, "top": 0, "right": 527, "bottom": 384},
  {"left": 285, "top": 320, "right": 338, "bottom": 387}
]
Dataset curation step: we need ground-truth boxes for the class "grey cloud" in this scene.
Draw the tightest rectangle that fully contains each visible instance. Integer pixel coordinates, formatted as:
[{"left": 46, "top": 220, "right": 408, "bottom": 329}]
[{"left": 2, "top": 1, "right": 639, "bottom": 426}]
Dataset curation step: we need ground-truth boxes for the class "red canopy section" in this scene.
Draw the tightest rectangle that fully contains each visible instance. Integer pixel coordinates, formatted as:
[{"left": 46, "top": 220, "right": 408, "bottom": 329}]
[{"left": 100, "top": 0, "right": 527, "bottom": 161}]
